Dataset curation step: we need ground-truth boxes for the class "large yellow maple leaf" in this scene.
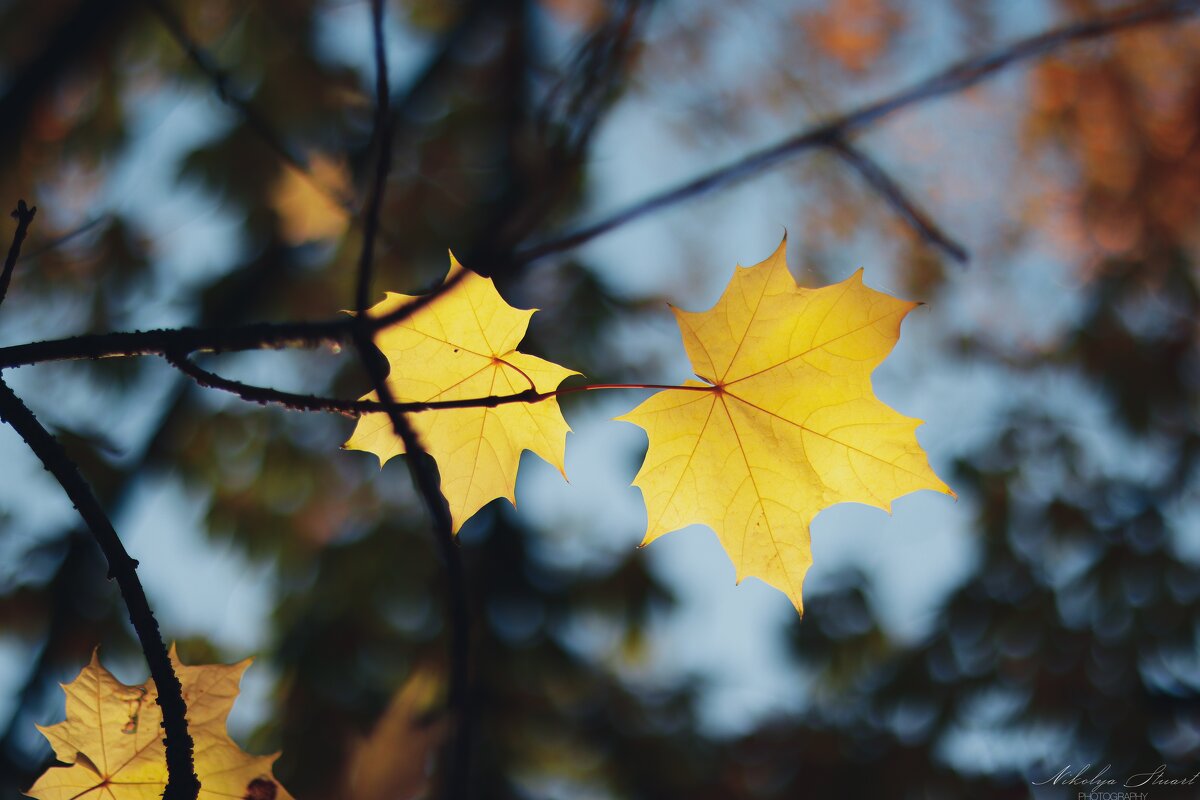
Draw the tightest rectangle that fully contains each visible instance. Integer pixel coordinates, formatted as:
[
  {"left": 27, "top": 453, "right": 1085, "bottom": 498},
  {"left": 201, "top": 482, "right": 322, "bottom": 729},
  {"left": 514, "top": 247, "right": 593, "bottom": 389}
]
[
  {"left": 618, "top": 237, "right": 953, "bottom": 613},
  {"left": 344, "top": 254, "right": 577, "bottom": 531},
  {"left": 26, "top": 648, "right": 290, "bottom": 800}
]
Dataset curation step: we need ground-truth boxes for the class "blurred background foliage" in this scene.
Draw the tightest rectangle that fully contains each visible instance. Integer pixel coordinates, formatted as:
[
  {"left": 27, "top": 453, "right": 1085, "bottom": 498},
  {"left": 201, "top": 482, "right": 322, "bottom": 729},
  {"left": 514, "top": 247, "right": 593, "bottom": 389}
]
[{"left": 1, "top": 0, "right": 1200, "bottom": 798}]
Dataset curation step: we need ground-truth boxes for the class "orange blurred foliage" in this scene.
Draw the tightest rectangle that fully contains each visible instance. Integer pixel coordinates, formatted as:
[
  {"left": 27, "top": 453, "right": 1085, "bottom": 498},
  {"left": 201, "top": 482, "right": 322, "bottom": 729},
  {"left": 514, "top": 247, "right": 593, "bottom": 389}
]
[
  {"left": 800, "top": 0, "right": 904, "bottom": 74},
  {"left": 1022, "top": 22, "right": 1200, "bottom": 264}
]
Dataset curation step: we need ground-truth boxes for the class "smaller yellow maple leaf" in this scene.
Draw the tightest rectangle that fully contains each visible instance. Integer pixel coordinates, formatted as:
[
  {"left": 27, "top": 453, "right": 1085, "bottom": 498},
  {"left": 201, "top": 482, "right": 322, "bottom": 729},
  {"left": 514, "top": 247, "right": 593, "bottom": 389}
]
[
  {"left": 618, "top": 236, "right": 953, "bottom": 614},
  {"left": 344, "top": 253, "right": 578, "bottom": 531},
  {"left": 26, "top": 647, "right": 290, "bottom": 800}
]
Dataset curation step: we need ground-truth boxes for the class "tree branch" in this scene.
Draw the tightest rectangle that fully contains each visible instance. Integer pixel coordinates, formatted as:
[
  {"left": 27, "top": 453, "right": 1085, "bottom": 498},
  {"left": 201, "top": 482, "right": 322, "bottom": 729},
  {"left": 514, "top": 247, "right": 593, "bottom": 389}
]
[
  {"left": 0, "top": 318, "right": 349, "bottom": 368},
  {"left": 23, "top": 212, "right": 108, "bottom": 261},
  {"left": 514, "top": 0, "right": 1200, "bottom": 265},
  {"left": 0, "top": 284, "right": 477, "bottom": 368},
  {"left": 0, "top": 200, "right": 37, "bottom": 311},
  {"left": 142, "top": 0, "right": 353, "bottom": 213},
  {"left": 166, "top": 351, "right": 723, "bottom": 418},
  {"left": 354, "top": 0, "right": 393, "bottom": 316},
  {"left": 827, "top": 139, "right": 968, "bottom": 263},
  {"left": 163, "top": 352, "right": 542, "bottom": 414},
  {"left": 0, "top": 230, "right": 327, "bottom": 778},
  {"left": 147, "top": 0, "right": 491, "bottom": 244},
  {"left": 384, "top": 0, "right": 491, "bottom": 142}
]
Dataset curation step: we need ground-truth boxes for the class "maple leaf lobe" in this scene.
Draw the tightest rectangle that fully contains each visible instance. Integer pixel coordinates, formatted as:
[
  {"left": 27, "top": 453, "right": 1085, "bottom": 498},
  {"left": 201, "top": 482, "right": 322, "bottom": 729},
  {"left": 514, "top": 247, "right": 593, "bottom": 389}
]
[{"left": 618, "top": 237, "right": 952, "bottom": 614}]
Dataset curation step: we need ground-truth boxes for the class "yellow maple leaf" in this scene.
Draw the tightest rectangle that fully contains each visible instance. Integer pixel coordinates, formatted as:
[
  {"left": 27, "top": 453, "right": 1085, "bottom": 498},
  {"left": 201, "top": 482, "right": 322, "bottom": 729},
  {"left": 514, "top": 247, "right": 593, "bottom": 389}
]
[
  {"left": 26, "top": 648, "right": 291, "bottom": 800},
  {"left": 617, "top": 237, "right": 953, "bottom": 613},
  {"left": 344, "top": 254, "right": 578, "bottom": 531}
]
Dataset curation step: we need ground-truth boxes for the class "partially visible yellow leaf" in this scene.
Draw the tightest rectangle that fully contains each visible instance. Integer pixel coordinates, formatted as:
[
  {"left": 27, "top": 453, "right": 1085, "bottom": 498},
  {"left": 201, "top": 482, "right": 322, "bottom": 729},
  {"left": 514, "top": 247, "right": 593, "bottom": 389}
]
[
  {"left": 26, "top": 647, "right": 291, "bottom": 800},
  {"left": 270, "top": 154, "right": 351, "bottom": 245},
  {"left": 340, "top": 665, "right": 444, "bottom": 800},
  {"left": 618, "top": 237, "right": 953, "bottom": 613},
  {"left": 344, "top": 253, "right": 578, "bottom": 531}
]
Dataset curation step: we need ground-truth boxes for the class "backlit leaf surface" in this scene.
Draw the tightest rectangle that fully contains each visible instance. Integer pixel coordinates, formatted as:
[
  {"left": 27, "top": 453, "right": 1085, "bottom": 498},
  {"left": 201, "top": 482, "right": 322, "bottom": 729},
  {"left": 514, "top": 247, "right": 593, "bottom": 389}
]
[
  {"left": 344, "top": 254, "right": 577, "bottom": 531},
  {"left": 618, "top": 237, "right": 953, "bottom": 612}
]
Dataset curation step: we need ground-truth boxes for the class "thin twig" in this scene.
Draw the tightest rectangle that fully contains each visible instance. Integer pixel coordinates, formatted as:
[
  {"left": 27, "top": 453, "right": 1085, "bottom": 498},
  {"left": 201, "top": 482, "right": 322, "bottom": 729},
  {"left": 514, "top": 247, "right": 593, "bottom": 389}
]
[
  {"left": 163, "top": 351, "right": 540, "bottom": 414},
  {"left": 147, "top": 0, "right": 490, "bottom": 242},
  {"left": 354, "top": 0, "right": 393, "bottom": 316},
  {"left": 23, "top": 213, "right": 108, "bottom": 260},
  {"left": 0, "top": 200, "right": 37, "bottom": 311},
  {"left": 827, "top": 139, "right": 969, "bottom": 263},
  {"left": 0, "top": 381, "right": 199, "bottom": 800},
  {"left": 165, "top": 352, "right": 358, "bottom": 414},
  {"left": 164, "top": 352, "right": 705, "bottom": 415},
  {"left": 385, "top": 0, "right": 489, "bottom": 132},
  {"left": 142, "top": 0, "right": 353, "bottom": 213},
  {"left": 353, "top": 4, "right": 471, "bottom": 797},
  {"left": 463, "top": 0, "right": 647, "bottom": 278},
  {"left": 514, "top": 0, "right": 1200, "bottom": 265}
]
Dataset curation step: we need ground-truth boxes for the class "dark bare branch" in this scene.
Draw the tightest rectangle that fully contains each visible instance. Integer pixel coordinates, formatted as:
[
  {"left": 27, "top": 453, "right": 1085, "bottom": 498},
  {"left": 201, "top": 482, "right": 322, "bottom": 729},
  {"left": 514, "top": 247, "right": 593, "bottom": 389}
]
[
  {"left": 142, "top": 0, "right": 353, "bottom": 212},
  {"left": 354, "top": 0, "right": 394, "bottom": 316},
  {"left": 147, "top": 0, "right": 491, "bottom": 241},
  {"left": 515, "top": 0, "right": 1200, "bottom": 265},
  {"left": 0, "top": 318, "right": 350, "bottom": 369},
  {"left": 828, "top": 139, "right": 969, "bottom": 263},
  {"left": 349, "top": 325, "right": 470, "bottom": 800},
  {"left": 0, "top": 200, "right": 37, "bottom": 311},
  {"left": 385, "top": 0, "right": 491, "bottom": 137},
  {"left": 0, "top": 286, "right": 477, "bottom": 369},
  {"left": 23, "top": 213, "right": 108, "bottom": 260},
  {"left": 164, "top": 352, "right": 541, "bottom": 415}
]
